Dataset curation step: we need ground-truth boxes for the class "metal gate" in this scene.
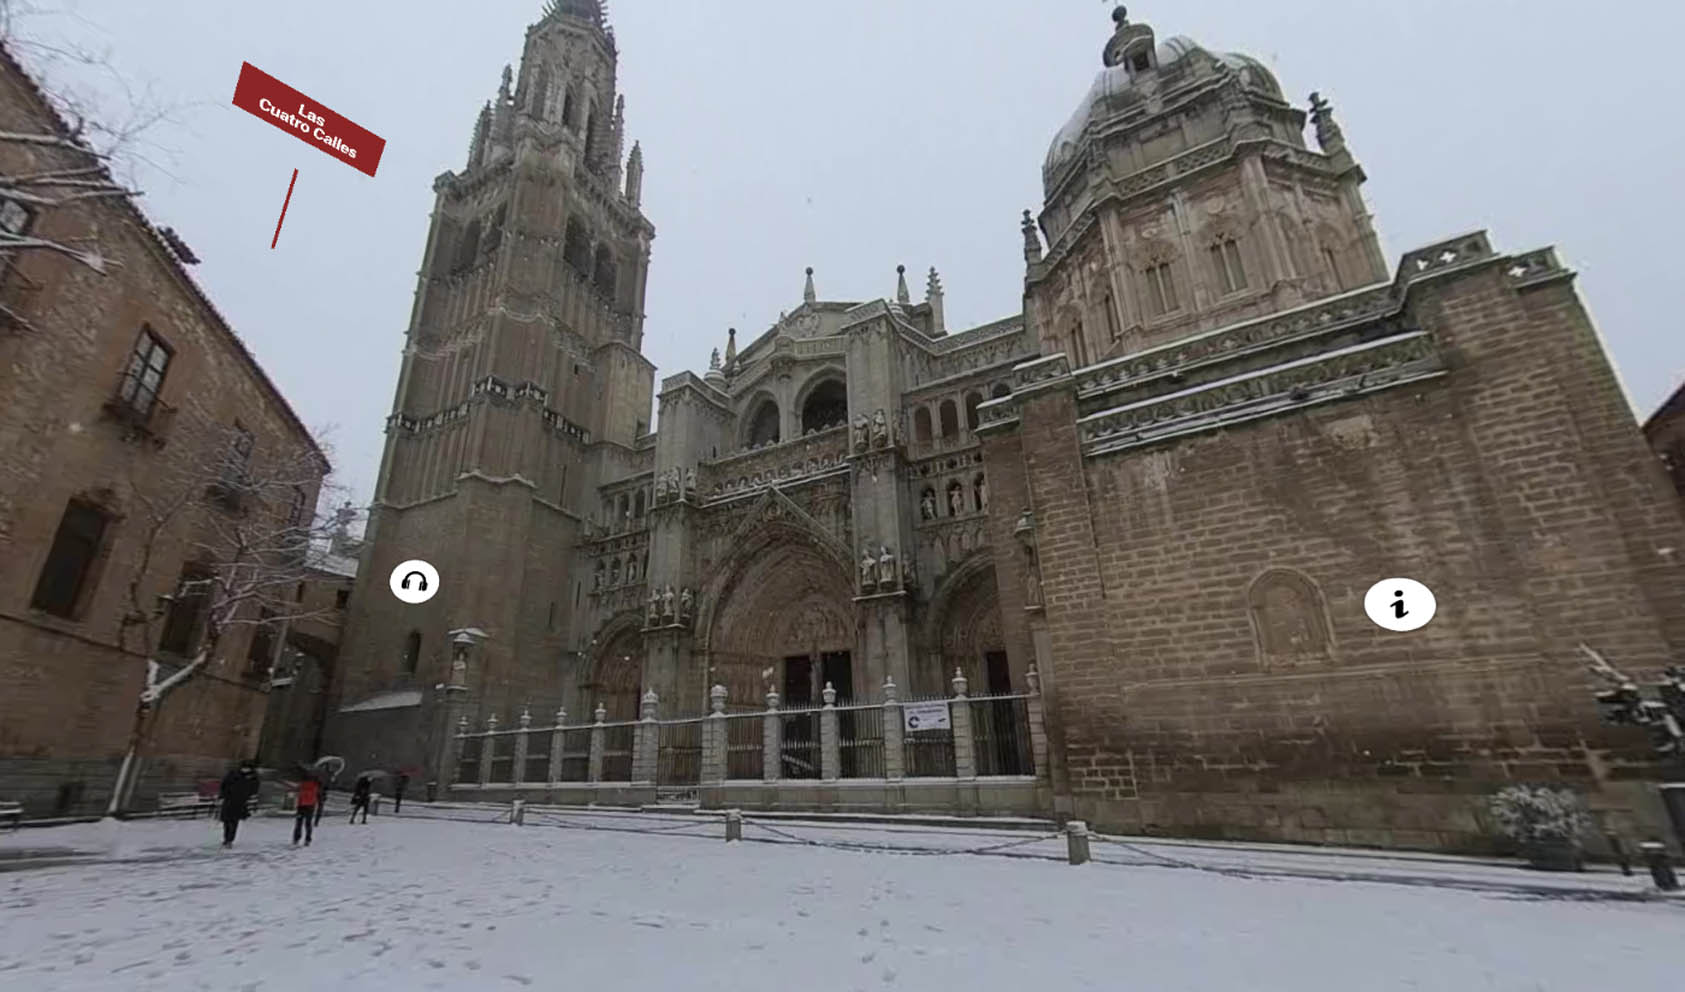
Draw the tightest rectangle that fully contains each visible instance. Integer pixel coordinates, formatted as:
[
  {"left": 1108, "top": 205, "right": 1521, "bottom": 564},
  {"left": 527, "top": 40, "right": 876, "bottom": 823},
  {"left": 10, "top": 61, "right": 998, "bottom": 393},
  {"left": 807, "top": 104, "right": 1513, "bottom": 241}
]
[{"left": 656, "top": 718, "right": 704, "bottom": 801}]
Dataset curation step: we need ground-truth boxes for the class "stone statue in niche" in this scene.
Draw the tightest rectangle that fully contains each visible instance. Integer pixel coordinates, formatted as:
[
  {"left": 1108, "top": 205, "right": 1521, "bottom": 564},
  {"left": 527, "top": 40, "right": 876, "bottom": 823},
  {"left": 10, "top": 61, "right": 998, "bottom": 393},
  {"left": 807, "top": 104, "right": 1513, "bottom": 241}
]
[
  {"left": 920, "top": 490, "right": 936, "bottom": 520},
  {"left": 976, "top": 477, "right": 988, "bottom": 511},
  {"left": 1248, "top": 569, "right": 1330, "bottom": 661},
  {"left": 902, "top": 558, "right": 917, "bottom": 590},
  {"left": 851, "top": 415, "right": 870, "bottom": 453},
  {"left": 948, "top": 486, "right": 964, "bottom": 516},
  {"left": 871, "top": 409, "right": 890, "bottom": 448},
  {"left": 647, "top": 589, "right": 661, "bottom": 625},
  {"left": 1024, "top": 547, "right": 1043, "bottom": 607},
  {"left": 877, "top": 545, "right": 896, "bottom": 586},
  {"left": 679, "top": 587, "right": 694, "bottom": 621},
  {"left": 860, "top": 545, "right": 878, "bottom": 589},
  {"left": 661, "top": 584, "right": 676, "bottom": 621},
  {"left": 684, "top": 467, "right": 696, "bottom": 494}
]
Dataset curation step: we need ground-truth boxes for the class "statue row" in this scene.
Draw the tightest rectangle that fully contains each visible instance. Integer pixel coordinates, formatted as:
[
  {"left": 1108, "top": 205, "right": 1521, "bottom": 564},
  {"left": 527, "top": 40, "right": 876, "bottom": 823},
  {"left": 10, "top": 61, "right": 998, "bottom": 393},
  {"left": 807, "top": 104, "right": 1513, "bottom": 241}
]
[
  {"left": 654, "top": 466, "right": 697, "bottom": 503},
  {"left": 646, "top": 584, "right": 695, "bottom": 626},
  {"left": 859, "top": 543, "right": 914, "bottom": 593},
  {"left": 850, "top": 409, "right": 892, "bottom": 453}
]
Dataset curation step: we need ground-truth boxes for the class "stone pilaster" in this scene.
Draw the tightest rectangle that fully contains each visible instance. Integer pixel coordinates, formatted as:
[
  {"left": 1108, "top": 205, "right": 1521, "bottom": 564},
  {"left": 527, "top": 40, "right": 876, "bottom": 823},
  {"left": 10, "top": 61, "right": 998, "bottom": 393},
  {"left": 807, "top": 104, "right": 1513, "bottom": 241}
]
[
  {"left": 820, "top": 682, "right": 840, "bottom": 782},
  {"left": 881, "top": 677, "right": 905, "bottom": 782},
  {"left": 701, "top": 684, "right": 727, "bottom": 785},
  {"left": 949, "top": 670, "right": 976, "bottom": 781},
  {"left": 762, "top": 688, "right": 782, "bottom": 783},
  {"left": 547, "top": 707, "right": 567, "bottom": 787},
  {"left": 631, "top": 690, "right": 659, "bottom": 785},
  {"left": 587, "top": 703, "right": 606, "bottom": 783},
  {"left": 511, "top": 708, "right": 532, "bottom": 784}
]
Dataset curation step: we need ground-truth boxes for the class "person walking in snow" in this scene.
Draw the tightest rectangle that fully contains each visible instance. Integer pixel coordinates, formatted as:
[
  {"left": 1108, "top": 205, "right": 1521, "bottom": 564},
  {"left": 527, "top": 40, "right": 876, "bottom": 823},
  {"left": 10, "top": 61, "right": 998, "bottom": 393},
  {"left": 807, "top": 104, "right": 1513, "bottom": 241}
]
[
  {"left": 349, "top": 775, "right": 372, "bottom": 824},
  {"left": 292, "top": 773, "right": 321, "bottom": 846},
  {"left": 217, "top": 759, "right": 260, "bottom": 847},
  {"left": 393, "top": 773, "right": 408, "bottom": 814}
]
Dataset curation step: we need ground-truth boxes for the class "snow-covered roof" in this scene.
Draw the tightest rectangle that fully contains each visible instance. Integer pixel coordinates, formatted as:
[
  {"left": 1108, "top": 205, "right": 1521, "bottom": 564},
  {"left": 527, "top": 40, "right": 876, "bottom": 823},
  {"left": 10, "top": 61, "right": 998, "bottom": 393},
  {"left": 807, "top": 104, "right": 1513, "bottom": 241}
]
[{"left": 338, "top": 689, "right": 423, "bottom": 713}]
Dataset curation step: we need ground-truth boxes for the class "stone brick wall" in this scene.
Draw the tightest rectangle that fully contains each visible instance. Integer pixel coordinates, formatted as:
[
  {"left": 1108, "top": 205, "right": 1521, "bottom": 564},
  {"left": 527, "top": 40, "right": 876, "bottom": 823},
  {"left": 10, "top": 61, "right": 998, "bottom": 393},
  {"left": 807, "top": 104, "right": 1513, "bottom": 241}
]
[
  {"left": 1003, "top": 259, "right": 1685, "bottom": 852},
  {"left": 0, "top": 50, "right": 325, "bottom": 818},
  {"left": 1642, "top": 383, "right": 1685, "bottom": 503}
]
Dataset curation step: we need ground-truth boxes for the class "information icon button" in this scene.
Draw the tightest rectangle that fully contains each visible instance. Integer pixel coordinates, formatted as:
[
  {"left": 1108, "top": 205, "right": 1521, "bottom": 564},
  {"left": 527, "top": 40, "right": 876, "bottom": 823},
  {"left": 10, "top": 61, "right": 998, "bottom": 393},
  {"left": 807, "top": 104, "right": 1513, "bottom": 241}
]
[{"left": 1364, "top": 577, "right": 1435, "bottom": 632}]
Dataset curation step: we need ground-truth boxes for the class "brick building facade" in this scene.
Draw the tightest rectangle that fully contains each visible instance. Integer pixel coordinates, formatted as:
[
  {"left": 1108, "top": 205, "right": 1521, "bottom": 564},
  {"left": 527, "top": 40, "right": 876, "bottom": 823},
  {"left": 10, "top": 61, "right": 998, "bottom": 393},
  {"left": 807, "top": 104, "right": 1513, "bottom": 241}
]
[
  {"left": 0, "top": 46, "right": 327, "bottom": 817},
  {"left": 330, "top": 5, "right": 1683, "bottom": 851}
]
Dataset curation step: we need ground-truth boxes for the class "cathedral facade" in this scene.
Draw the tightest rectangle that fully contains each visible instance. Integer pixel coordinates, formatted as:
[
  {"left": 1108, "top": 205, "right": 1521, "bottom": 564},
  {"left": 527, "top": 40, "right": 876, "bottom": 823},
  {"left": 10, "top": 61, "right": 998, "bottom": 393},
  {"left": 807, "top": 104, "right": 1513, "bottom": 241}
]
[{"left": 327, "top": 3, "right": 1685, "bottom": 851}]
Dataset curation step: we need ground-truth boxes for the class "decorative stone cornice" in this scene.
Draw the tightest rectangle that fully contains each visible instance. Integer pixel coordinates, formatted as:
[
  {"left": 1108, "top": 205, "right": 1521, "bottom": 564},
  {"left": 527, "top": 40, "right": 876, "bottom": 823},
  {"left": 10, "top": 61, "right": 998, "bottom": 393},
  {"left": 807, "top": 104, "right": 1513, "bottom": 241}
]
[{"left": 1079, "top": 330, "right": 1445, "bottom": 456}]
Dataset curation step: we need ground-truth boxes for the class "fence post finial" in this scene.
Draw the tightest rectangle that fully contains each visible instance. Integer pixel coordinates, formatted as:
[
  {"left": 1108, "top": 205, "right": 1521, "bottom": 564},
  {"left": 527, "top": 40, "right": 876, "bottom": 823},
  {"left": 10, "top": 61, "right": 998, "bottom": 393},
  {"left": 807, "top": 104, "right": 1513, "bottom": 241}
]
[
  {"left": 1026, "top": 664, "right": 1041, "bottom": 695},
  {"left": 456, "top": 715, "right": 469, "bottom": 734},
  {"left": 555, "top": 705, "right": 567, "bottom": 727},
  {"left": 766, "top": 687, "right": 780, "bottom": 711},
  {"left": 822, "top": 681, "right": 837, "bottom": 706},
  {"left": 710, "top": 683, "right": 728, "bottom": 714},
  {"left": 486, "top": 713, "right": 499, "bottom": 732},
  {"left": 519, "top": 707, "right": 532, "bottom": 728},
  {"left": 593, "top": 702, "right": 606, "bottom": 725},
  {"left": 641, "top": 688, "right": 659, "bottom": 721},
  {"left": 883, "top": 676, "right": 898, "bottom": 703},
  {"left": 951, "top": 668, "right": 969, "bottom": 698}
]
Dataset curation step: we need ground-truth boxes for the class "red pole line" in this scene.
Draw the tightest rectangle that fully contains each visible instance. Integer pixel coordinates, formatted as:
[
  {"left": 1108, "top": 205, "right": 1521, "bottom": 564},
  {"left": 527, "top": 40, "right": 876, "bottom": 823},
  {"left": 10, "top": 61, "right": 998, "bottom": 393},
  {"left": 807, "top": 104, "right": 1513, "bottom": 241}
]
[{"left": 270, "top": 168, "right": 298, "bottom": 249}]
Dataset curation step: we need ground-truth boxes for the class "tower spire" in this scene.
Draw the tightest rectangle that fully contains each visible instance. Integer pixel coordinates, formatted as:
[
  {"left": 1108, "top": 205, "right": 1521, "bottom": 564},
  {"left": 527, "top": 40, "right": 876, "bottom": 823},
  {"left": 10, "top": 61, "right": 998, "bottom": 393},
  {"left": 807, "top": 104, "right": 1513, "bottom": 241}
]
[
  {"left": 895, "top": 265, "right": 910, "bottom": 304},
  {"left": 925, "top": 266, "right": 945, "bottom": 335},
  {"left": 803, "top": 267, "right": 816, "bottom": 304},
  {"left": 624, "top": 140, "right": 644, "bottom": 209},
  {"left": 1022, "top": 210, "right": 1043, "bottom": 264}
]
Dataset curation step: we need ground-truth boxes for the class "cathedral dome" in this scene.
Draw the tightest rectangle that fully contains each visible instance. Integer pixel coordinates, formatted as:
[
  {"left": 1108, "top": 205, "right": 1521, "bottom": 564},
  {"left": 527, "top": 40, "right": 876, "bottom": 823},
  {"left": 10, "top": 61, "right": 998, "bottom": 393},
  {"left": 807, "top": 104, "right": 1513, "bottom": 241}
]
[{"left": 1043, "top": 12, "right": 1283, "bottom": 183}]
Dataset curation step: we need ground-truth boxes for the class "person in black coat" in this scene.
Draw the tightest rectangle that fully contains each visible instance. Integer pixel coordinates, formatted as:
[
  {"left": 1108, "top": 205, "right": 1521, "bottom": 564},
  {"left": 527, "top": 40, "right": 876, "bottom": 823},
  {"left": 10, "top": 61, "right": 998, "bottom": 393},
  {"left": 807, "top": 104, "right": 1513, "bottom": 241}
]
[
  {"left": 349, "top": 776, "right": 372, "bottom": 824},
  {"left": 217, "top": 760, "right": 260, "bottom": 847}
]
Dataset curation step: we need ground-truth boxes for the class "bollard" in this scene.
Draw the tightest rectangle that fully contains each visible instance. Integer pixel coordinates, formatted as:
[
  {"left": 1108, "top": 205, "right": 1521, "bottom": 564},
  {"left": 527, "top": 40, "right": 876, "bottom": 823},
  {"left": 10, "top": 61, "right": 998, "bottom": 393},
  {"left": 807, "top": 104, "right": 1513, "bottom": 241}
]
[
  {"left": 511, "top": 799, "right": 526, "bottom": 826},
  {"left": 1605, "top": 834, "right": 1632, "bottom": 877},
  {"left": 1066, "top": 820, "right": 1091, "bottom": 866},
  {"left": 725, "top": 809, "right": 742, "bottom": 842},
  {"left": 1638, "top": 841, "right": 1678, "bottom": 891}
]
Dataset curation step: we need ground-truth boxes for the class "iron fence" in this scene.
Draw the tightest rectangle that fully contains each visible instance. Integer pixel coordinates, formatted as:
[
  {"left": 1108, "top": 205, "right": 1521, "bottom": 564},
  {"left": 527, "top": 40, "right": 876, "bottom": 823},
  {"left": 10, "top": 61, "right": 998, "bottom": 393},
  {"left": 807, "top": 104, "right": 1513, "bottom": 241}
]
[
  {"left": 524, "top": 731, "right": 553, "bottom": 784},
  {"left": 781, "top": 709, "right": 822, "bottom": 780},
  {"left": 970, "top": 696, "right": 1034, "bottom": 776},
  {"left": 904, "top": 725, "right": 957, "bottom": 777},
  {"left": 726, "top": 714, "right": 763, "bottom": 780},
  {"left": 601, "top": 723, "right": 635, "bottom": 782},
  {"left": 838, "top": 704, "right": 884, "bottom": 778},
  {"left": 558, "top": 728, "right": 590, "bottom": 783},
  {"left": 456, "top": 736, "right": 482, "bottom": 785},
  {"left": 489, "top": 733, "right": 515, "bottom": 782},
  {"left": 659, "top": 719, "right": 704, "bottom": 787}
]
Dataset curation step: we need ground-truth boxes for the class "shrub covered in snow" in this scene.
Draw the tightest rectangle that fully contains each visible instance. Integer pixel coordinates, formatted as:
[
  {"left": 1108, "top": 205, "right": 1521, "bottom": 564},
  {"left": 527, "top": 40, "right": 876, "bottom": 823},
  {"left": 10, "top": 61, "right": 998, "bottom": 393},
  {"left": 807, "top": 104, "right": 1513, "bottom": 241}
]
[{"left": 1488, "top": 785, "right": 1590, "bottom": 846}]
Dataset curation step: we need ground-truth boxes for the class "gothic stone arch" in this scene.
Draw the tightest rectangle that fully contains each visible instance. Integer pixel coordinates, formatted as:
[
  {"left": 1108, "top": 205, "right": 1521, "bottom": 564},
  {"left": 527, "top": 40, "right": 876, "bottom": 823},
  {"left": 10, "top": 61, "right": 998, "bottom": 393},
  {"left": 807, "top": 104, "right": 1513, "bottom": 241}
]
[
  {"left": 919, "top": 552, "right": 1007, "bottom": 698},
  {"left": 698, "top": 519, "right": 856, "bottom": 711},
  {"left": 583, "top": 614, "right": 645, "bottom": 722}
]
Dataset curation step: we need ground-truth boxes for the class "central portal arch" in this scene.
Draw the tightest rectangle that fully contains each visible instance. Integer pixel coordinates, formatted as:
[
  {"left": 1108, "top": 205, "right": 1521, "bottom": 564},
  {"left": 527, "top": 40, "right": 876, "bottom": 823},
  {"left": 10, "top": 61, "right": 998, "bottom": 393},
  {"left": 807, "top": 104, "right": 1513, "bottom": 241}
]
[{"left": 700, "top": 525, "right": 857, "bottom": 712}]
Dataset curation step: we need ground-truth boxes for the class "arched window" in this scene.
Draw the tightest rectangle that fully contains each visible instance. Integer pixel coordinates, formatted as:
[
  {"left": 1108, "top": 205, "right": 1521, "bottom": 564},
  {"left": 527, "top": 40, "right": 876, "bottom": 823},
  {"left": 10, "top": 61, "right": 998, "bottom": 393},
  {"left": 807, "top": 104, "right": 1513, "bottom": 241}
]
[
  {"left": 616, "top": 494, "right": 629, "bottom": 524},
  {"left": 633, "top": 489, "right": 645, "bottom": 518},
  {"left": 455, "top": 218, "right": 482, "bottom": 273},
  {"left": 800, "top": 378, "right": 848, "bottom": 434},
  {"left": 401, "top": 630, "right": 421, "bottom": 675},
  {"left": 1100, "top": 291, "right": 1122, "bottom": 344},
  {"left": 1144, "top": 262, "right": 1180, "bottom": 316},
  {"left": 972, "top": 473, "right": 987, "bottom": 512},
  {"left": 963, "top": 391, "right": 982, "bottom": 431},
  {"left": 582, "top": 109, "right": 596, "bottom": 160},
  {"left": 913, "top": 407, "right": 933, "bottom": 443},
  {"left": 563, "top": 219, "right": 591, "bottom": 272},
  {"left": 746, "top": 399, "right": 780, "bottom": 447},
  {"left": 609, "top": 557, "right": 622, "bottom": 586},
  {"left": 593, "top": 244, "right": 617, "bottom": 298},
  {"left": 529, "top": 67, "right": 550, "bottom": 118},
  {"left": 939, "top": 400, "right": 960, "bottom": 439},
  {"left": 946, "top": 479, "right": 965, "bottom": 517},
  {"left": 561, "top": 86, "right": 578, "bottom": 129},
  {"left": 990, "top": 383, "right": 1010, "bottom": 399},
  {"left": 1209, "top": 237, "right": 1247, "bottom": 294}
]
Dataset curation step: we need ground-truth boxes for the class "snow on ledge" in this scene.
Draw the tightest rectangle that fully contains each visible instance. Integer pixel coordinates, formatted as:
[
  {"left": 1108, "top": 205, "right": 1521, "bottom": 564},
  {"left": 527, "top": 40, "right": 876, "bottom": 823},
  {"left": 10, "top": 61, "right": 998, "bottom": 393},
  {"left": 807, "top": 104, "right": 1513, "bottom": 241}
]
[{"left": 338, "top": 689, "right": 423, "bottom": 713}]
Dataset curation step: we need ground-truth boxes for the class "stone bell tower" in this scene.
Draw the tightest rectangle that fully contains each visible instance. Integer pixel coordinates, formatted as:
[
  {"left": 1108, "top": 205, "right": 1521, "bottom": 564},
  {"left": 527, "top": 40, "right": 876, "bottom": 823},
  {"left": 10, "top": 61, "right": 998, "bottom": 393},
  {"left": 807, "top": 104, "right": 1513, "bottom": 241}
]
[
  {"left": 330, "top": 0, "right": 656, "bottom": 773},
  {"left": 1025, "top": 5, "right": 1389, "bottom": 365}
]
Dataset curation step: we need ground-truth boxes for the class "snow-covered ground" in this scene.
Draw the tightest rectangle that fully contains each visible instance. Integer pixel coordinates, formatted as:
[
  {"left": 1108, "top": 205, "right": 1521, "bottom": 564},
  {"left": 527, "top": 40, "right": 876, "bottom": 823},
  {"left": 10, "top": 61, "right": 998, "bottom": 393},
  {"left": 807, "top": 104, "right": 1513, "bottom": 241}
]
[{"left": 1, "top": 807, "right": 1680, "bottom": 991}]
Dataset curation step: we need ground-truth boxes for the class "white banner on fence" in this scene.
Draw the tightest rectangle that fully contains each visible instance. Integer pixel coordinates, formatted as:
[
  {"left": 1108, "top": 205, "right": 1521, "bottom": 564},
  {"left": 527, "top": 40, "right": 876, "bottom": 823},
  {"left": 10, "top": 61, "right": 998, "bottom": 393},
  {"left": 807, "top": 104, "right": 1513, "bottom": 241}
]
[{"left": 903, "top": 701, "right": 951, "bottom": 732}]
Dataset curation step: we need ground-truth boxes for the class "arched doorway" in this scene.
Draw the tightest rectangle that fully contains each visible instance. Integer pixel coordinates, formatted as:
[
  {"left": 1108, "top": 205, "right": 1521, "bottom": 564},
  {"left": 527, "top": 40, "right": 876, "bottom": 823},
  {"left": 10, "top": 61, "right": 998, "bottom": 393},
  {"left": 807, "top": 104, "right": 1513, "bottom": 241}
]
[
  {"left": 587, "top": 626, "right": 643, "bottom": 723},
  {"left": 799, "top": 377, "right": 849, "bottom": 434},
  {"left": 925, "top": 559, "right": 1028, "bottom": 775}
]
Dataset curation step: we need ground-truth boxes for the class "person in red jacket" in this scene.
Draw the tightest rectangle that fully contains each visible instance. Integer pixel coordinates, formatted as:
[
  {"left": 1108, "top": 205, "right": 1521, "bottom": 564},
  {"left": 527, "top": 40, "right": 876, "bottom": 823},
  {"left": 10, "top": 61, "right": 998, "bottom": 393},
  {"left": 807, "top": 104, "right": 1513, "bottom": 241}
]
[{"left": 292, "top": 773, "right": 321, "bottom": 846}]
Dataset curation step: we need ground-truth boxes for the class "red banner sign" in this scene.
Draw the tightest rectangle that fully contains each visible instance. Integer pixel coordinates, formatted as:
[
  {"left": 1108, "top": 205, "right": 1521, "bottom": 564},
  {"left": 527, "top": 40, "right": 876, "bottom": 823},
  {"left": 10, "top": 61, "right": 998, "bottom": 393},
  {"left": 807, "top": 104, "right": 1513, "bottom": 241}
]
[{"left": 231, "top": 62, "right": 385, "bottom": 178}]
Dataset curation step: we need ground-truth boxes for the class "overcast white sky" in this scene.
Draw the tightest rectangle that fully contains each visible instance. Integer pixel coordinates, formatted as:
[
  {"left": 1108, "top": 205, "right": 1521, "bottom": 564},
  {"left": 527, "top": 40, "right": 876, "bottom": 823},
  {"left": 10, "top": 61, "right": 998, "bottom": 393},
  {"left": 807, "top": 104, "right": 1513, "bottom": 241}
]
[{"left": 20, "top": 1, "right": 1685, "bottom": 507}]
